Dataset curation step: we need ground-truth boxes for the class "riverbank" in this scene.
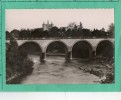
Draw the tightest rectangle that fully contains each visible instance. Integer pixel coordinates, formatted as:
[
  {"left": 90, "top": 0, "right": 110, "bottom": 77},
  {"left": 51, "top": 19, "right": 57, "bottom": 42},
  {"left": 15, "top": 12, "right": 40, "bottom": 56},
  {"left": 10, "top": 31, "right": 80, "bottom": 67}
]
[
  {"left": 78, "top": 59, "right": 114, "bottom": 84},
  {"left": 7, "top": 67, "right": 33, "bottom": 84}
]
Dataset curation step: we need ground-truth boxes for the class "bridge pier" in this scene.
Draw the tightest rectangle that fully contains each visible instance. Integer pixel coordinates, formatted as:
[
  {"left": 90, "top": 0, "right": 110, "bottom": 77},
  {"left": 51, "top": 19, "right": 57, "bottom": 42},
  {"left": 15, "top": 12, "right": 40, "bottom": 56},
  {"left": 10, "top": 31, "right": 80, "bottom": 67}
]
[
  {"left": 65, "top": 51, "right": 72, "bottom": 60},
  {"left": 92, "top": 47, "right": 96, "bottom": 57},
  {"left": 94, "top": 51, "right": 96, "bottom": 57},
  {"left": 40, "top": 52, "right": 46, "bottom": 60}
]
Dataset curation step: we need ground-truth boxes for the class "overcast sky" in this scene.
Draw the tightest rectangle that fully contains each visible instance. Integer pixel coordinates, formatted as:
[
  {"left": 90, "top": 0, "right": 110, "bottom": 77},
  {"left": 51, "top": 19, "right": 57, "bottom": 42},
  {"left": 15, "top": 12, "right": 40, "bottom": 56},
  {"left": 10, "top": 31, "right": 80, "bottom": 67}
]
[{"left": 6, "top": 9, "right": 114, "bottom": 32}]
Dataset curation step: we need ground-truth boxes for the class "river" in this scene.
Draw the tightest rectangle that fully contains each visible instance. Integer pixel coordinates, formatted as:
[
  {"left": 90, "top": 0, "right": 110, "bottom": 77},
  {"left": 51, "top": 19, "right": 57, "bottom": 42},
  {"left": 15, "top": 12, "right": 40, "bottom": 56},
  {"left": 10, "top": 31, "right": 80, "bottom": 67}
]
[{"left": 20, "top": 55, "right": 100, "bottom": 84}]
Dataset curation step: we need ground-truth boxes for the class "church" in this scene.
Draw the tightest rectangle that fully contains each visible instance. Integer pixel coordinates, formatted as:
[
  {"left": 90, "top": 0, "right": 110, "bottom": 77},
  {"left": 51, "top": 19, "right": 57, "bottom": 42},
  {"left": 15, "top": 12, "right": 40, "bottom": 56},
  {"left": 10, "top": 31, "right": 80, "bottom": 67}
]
[{"left": 42, "top": 21, "right": 53, "bottom": 31}]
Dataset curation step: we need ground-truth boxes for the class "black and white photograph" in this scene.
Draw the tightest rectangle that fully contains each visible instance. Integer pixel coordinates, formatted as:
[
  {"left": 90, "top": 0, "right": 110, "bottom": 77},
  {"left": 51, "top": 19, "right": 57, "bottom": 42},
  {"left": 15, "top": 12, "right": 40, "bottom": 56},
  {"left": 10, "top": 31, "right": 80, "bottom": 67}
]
[{"left": 6, "top": 9, "right": 114, "bottom": 84}]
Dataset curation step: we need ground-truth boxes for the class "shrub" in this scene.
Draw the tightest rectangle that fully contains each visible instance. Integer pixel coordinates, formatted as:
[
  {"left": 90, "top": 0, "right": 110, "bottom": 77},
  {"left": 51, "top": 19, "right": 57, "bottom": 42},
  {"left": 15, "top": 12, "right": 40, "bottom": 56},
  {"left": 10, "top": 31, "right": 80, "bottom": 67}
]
[{"left": 6, "top": 36, "right": 33, "bottom": 81}]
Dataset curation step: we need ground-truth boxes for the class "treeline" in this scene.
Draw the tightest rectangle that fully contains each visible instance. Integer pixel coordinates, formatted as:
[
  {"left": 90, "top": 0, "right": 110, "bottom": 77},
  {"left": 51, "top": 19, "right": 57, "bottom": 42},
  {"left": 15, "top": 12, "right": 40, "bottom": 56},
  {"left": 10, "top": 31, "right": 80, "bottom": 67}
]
[
  {"left": 6, "top": 35, "right": 33, "bottom": 83},
  {"left": 6, "top": 23, "right": 114, "bottom": 39}
]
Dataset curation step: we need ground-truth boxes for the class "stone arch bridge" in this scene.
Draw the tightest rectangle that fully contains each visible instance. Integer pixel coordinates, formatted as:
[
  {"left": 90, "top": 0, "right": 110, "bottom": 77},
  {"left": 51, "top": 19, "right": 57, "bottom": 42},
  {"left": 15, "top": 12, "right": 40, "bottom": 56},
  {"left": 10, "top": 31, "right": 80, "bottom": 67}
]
[{"left": 7, "top": 38, "right": 114, "bottom": 60}]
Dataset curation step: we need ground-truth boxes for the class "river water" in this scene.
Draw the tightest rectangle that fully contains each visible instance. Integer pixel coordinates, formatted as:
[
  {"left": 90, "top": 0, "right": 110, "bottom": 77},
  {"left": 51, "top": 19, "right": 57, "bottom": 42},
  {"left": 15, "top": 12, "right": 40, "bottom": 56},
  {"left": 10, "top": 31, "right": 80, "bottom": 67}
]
[{"left": 21, "top": 55, "right": 100, "bottom": 84}]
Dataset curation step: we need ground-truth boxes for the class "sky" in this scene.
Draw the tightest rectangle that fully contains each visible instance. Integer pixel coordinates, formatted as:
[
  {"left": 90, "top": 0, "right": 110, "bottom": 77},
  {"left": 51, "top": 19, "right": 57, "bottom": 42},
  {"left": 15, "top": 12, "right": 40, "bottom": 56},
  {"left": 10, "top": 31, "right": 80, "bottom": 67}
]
[{"left": 6, "top": 9, "right": 114, "bottom": 32}]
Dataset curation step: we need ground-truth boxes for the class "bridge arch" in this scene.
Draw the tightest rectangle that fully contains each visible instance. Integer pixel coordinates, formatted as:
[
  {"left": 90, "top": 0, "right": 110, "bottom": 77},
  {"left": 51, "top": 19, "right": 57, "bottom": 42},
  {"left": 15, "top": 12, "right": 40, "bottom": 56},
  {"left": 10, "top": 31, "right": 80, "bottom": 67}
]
[
  {"left": 45, "top": 40, "right": 69, "bottom": 59},
  {"left": 45, "top": 40, "right": 69, "bottom": 52},
  {"left": 72, "top": 40, "right": 93, "bottom": 59},
  {"left": 96, "top": 40, "right": 114, "bottom": 58},
  {"left": 18, "top": 41, "right": 43, "bottom": 59}
]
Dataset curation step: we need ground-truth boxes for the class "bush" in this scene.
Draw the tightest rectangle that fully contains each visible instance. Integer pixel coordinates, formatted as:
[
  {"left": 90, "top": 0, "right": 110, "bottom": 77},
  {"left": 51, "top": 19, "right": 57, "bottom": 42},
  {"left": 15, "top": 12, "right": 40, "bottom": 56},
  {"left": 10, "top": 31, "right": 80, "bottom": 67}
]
[
  {"left": 6, "top": 36, "right": 33, "bottom": 81},
  {"left": 101, "top": 72, "right": 114, "bottom": 84}
]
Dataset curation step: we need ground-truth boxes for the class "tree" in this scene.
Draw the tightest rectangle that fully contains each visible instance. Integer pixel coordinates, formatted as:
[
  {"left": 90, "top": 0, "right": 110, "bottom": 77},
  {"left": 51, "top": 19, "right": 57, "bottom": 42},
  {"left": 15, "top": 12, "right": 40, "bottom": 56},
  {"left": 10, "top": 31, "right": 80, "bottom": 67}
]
[
  {"left": 101, "top": 28, "right": 105, "bottom": 32},
  {"left": 30, "top": 28, "right": 43, "bottom": 38},
  {"left": 67, "top": 22, "right": 77, "bottom": 30},
  {"left": 79, "top": 22, "right": 83, "bottom": 30},
  {"left": 49, "top": 26, "right": 59, "bottom": 37},
  {"left": 11, "top": 29, "right": 20, "bottom": 39},
  {"left": 107, "top": 23, "right": 114, "bottom": 37},
  {"left": 19, "top": 29, "right": 28, "bottom": 38},
  {"left": 6, "top": 33, "right": 33, "bottom": 82},
  {"left": 6, "top": 31, "right": 11, "bottom": 39},
  {"left": 82, "top": 29, "right": 91, "bottom": 38}
]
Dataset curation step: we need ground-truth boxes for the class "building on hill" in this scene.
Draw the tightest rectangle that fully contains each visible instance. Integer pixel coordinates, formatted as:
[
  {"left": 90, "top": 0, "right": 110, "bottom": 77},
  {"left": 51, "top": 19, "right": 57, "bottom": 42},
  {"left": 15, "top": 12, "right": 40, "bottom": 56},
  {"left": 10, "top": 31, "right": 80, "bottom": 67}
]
[{"left": 42, "top": 21, "right": 53, "bottom": 31}]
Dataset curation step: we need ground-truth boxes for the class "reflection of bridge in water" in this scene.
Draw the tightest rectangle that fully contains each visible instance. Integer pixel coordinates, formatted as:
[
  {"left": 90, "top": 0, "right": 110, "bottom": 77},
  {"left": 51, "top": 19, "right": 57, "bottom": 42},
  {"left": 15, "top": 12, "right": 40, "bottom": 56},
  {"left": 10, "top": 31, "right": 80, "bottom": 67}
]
[{"left": 7, "top": 38, "right": 114, "bottom": 60}]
